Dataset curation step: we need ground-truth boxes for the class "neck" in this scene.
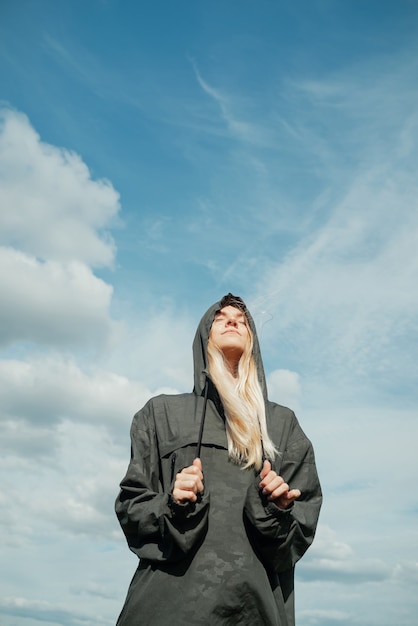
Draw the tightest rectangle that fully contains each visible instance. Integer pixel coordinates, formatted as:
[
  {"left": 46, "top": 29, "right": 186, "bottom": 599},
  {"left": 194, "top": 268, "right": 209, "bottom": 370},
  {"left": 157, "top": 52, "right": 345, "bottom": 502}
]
[{"left": 225, "top": 357, "right": 240, "bottom": 379}]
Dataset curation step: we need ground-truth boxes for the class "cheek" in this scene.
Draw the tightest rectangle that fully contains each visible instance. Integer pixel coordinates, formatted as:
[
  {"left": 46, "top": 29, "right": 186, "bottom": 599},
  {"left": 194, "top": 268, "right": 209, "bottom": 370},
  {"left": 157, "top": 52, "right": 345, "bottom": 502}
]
[{"left": 242, "top": 329, "right": 251, "bottom": 349}]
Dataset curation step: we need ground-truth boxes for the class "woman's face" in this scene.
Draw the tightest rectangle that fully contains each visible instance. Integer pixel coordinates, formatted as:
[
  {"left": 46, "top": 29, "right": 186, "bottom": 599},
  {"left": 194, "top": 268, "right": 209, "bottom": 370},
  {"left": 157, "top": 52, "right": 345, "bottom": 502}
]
[{"left": 210, "top": 305, "right": 249, "bottom": 361}]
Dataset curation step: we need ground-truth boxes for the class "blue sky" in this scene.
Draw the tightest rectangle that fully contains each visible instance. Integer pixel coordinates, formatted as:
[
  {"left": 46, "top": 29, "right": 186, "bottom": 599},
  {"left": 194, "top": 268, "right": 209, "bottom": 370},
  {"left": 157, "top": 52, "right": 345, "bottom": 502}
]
[{"left": 1, "top": 1, "right": 418, "bottom": 625}]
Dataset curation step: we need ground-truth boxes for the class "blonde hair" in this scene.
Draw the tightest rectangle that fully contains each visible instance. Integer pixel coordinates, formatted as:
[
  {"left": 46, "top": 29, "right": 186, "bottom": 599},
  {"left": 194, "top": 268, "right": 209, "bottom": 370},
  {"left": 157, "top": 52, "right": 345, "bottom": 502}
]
[{"left": 207, "top": 319, "right": 277, "bottom": 470}]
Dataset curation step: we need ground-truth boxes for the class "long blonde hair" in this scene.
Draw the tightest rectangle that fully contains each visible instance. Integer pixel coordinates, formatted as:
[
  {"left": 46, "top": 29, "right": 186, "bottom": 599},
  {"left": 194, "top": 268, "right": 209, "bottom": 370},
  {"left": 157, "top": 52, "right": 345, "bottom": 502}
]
[{"left": 207, "top": 320, "right": 277, "bottom": 470}]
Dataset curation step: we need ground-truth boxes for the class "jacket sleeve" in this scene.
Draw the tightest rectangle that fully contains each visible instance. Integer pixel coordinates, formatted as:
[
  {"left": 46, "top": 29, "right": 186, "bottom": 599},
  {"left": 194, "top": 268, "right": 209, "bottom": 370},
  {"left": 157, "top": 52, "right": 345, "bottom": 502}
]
[
  {"left": 244, "top": 414, "right": 322, "bottom": 573},
  {"left": 115, "top": 402, "right": 210, "bottom": 564}
]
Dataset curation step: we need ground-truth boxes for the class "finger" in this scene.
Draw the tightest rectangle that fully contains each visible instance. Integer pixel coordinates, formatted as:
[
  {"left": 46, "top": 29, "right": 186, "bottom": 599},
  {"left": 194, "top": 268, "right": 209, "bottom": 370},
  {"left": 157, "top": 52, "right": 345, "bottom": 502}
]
[
  {"left": 187, "top": 477, "right": 204, "bottom": 493},
  {"left": 287, "top": 488, "right": 301, "bottom": 501},
  {"left": 260, "top": 469, "right": 285, "bottom": 491},
  {"left": 179, "top": 465, "right": 199, "bottom": 474},
  {"left": 172, "top": 488, "right": 198, "bottom": 503},
  {"left": 176, "top": 477, "right": 199, "bottom": 491},
  {"left": 268, "top": 483, "right": 290, "bottom": 501},
  {"left": 262, "top": 475, "right": 285, "bottom": 495},
  {"left": 259, "top": 473, "right": 273, "bottom": 490},
  {"left": 275, "top": 488, "right": 302, "bottom": 508},
  {"left": 259, "top": 460, "right": 271, "bottom": 480},
  {"left": 193, "top": 457, "right": 202, "bottom": 471},
  {"left": 176, "top": 472, "right": 204, "bottom": 493},
  {"left": 178, "top": 465, "right": 203, "bottom": 480}
]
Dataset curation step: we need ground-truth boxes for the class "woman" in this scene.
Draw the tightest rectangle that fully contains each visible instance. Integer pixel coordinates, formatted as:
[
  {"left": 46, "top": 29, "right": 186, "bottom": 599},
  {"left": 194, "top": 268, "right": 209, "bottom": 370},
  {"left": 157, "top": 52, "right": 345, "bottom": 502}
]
[{"left": 115, "top": 294, "right": 322, "bottom": 625}]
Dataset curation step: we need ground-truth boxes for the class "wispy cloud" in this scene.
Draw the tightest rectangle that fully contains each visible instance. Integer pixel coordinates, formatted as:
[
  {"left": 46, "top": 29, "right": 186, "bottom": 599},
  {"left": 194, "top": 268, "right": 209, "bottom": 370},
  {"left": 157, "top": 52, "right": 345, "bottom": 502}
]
[
  {"left": 246, "top": 55, "right": 418, "bottom": 399},
  {"left": 191, "top": 60, "right": 267, "bottom": 145}
]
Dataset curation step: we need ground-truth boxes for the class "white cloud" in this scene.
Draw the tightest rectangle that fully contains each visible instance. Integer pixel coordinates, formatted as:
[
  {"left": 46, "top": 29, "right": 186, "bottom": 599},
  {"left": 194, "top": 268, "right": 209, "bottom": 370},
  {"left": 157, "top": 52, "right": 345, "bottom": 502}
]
[
  {"left": 267, "top": 368, "right": 301, "bottom": 409},
  {"left": 0, "top": 419, "right": 134, "bottom": 625},
  {"left": 0, "top": 419, "right": 123, "bottom": 545},
  {"left": 300, "top": 555, "right": 390, "bottom": 584},
  {"left": 298, "top": 525, "right": 390, "bottom": 584},
  {"left": 0, "top": 108, "right": 120, "bottom": 267},
  {"left": 0, "top": 356, "right": 155, "bottom": 438},
  {"left": 305, "top": 407, "right": 418, "bottom": 536},
  {"left": 0, "top": 107, "right": 123, "bottom": 350},
  {"left": 308, "top": 525, "right": 352, "bottom": 561},
  {"left": 0, "top": 247, "right": 119, "bottom": 348},
  {"left": 0, "top": 596, "right": 110, "bottom": 626},
  {"left": 298, "top": 608, "right": 352, "bottom": 625},
  {"left": 108, "top": 305, "right": 195, "bottom": 390},
  {"left": 393, "top": 561, "right": 418, "bottom": 586},
  {"left": 0, "top": 418, "right": 60, "bottom": 460}
]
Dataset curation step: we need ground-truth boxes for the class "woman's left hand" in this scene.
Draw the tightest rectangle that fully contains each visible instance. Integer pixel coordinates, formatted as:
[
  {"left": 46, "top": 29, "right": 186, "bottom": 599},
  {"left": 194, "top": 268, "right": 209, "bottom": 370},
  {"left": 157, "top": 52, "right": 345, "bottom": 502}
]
[{"left": 259, "top": 460, "right": 301, "bottom": 510}]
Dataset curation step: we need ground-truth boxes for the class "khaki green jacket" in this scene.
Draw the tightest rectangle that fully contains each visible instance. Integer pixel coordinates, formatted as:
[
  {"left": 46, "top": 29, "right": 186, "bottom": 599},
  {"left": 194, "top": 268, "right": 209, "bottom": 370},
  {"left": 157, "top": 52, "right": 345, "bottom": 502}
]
[{"left": 115, "top": 299, "right": 322, "bottom": 625}]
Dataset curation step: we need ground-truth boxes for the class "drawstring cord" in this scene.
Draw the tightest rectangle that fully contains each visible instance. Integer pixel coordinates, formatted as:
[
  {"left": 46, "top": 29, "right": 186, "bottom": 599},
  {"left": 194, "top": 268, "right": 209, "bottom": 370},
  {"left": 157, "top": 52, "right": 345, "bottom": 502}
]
[{"left": 195, "top": 377, "right": 209, "bottom": 459}]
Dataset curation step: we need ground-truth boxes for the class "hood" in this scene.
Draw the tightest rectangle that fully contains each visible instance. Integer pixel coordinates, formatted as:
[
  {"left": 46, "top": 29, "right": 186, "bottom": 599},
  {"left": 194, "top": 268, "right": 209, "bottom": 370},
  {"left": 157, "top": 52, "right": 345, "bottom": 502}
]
[{"left": 192, "top": 295, "right": 268, "bottom": 401}]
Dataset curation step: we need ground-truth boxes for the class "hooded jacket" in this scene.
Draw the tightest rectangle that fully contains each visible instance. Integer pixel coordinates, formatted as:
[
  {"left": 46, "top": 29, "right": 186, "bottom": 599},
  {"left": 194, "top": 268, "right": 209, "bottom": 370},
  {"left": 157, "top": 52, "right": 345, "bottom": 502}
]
[{"left": 115, "top": 298, "right": 322, "bottom": 625}]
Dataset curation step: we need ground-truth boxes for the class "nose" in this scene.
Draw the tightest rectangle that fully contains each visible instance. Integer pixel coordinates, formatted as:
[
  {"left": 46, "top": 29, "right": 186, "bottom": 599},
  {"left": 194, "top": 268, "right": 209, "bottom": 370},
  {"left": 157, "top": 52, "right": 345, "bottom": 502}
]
[{"left": 225, "top": 315, "right": 238, "bottom": 327}]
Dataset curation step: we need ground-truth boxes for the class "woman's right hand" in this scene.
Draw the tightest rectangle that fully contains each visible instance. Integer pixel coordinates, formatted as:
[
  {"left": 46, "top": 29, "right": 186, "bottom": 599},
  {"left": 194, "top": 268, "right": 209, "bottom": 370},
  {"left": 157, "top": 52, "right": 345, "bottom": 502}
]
[{"left": 172, "top": 458, "right": 204, "bottom": 503}]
